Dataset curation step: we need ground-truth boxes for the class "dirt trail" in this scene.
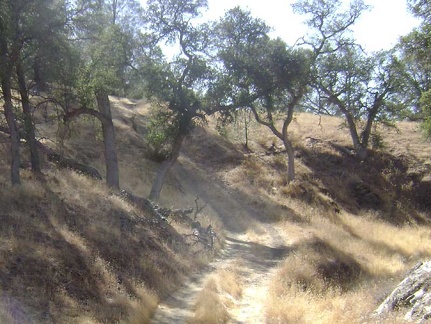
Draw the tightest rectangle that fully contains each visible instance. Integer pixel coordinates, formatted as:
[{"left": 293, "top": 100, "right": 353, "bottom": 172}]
[
  {"left": 150, "top": 156, "right": 291, "bottom": 323},
  {"left": 225, "top": 228, "right": 288, "bottom": 323},
  {"left": 151, "top": 227, "right": 288, "bottom": 323}
]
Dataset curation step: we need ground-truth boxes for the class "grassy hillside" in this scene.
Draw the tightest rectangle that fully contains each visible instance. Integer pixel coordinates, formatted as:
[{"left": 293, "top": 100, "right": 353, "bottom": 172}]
[
  {"left": 0, "top": 97, "right": 430, "bottom": 322},
  {"left": 207, "top": 112, "right": 431, "bottom": 322}
]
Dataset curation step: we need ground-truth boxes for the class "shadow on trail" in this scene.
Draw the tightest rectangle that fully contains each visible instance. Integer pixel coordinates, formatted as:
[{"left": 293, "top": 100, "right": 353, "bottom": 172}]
[
  {"left": 150, "top": 233, "right": 291, "bottom": 324},
  {"left": 224, "top": 236, "right": 291, "bottom": 271},
  {"left": 172, "top": 159, "right": 304, "bottom": 233}
]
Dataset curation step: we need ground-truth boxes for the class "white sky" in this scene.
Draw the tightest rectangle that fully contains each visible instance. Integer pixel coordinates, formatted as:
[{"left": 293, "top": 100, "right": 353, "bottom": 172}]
[{"left": 203, "top": 0, "right": 420, "bottom": 52}]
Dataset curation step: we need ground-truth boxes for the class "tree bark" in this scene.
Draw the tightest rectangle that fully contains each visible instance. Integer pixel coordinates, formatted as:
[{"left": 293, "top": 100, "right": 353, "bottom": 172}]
[
  {"left": 149, "top": 133, "right": 185, "bottom": 202},
  {"left": 2, "top": 85, "right": 21, "bottom": 185},
  {"left": 283, "top": 100, "right": 297, "bottom": 183},
  {"left": 16, "top": 59, "right": 41, "bottom": 173},
  {"left": 284, "top": 136, "right": 295, "bottom": 183},
  {"left": 323, "top": 87, "right": 369, "bottom": 160},
  {"left": 250, "top": 103, "right": 297, "bottom": 183},
  {"left": 0, "top": 36, "right": 20, "bottom": 185},
  {"left": 96, "top": 93, "right": 120, "bottom": 190},
  {"left": 357, "top": 103, "right": 380, "bottom": 161}
]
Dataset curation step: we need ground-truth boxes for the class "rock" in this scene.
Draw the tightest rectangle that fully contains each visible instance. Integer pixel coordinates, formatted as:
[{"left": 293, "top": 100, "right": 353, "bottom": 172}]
[{"left": 373, "top": 261, "right": 431, "bottom": 322}]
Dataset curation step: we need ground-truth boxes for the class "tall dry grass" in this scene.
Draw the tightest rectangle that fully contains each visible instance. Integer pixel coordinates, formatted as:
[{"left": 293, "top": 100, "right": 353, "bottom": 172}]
[
  {"left": 265, "top": 211, "right": 431, "bottom": 323},
  {"left": 190, "top": 265, "right": 242, "bottom": 324},
  {"left": 0, "top": 168, "right": 209, "bottom": 323},
  {"left": 2, "top": 94, "right": 430, "bottom": 324},
  {"left": 214, "top": 112, "right": 431, "bottom": 323}
]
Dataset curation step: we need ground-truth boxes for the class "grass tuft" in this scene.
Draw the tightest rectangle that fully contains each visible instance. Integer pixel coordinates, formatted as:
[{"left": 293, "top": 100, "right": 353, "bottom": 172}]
[{"left": 190, "top": 278, "right": 230, "bottom": 324}]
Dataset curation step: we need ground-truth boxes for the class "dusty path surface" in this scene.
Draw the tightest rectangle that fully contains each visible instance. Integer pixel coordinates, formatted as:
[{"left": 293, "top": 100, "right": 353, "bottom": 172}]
[
  {"left": 150, "top": 224, "right": 289, "bottom": 323},
  {"left": 150, "top": 156, "right": 291, "bottom": 323},
  {"left": 228, "top": 226, "right": 288, "bottom": 323}
]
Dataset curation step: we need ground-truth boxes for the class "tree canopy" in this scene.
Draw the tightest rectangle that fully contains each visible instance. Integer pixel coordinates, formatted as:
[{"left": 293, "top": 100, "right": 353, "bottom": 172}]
[{"left": 0, "top": 0, "right": 429, "bottom": 195}]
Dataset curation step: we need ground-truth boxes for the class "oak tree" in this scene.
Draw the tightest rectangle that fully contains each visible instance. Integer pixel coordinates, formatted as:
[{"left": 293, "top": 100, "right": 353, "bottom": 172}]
[{"left": 143, "top": 0, "right": 211, "bottom": 201}]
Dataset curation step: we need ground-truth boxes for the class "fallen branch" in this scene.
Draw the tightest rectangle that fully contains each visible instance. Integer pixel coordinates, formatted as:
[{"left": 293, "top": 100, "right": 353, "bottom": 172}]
[
  {"left": 46, "top": 152, "right": 102, "bottom": 180},
  {"left": 194, "top": 196, "right": 208, "bottom": 220}
]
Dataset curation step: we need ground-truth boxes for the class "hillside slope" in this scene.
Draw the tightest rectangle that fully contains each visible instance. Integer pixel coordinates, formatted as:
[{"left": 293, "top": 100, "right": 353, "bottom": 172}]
[{"left": 0, "top": 97, "right": 430, "bottom": 323}]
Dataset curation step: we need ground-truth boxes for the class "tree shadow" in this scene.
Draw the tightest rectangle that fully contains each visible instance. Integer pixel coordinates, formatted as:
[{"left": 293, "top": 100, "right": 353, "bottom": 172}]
[
  {"left": 0, "top": 210, "right": 105, "bottom": 323},
  {"left": 306, "top": 237, "right": 366, "bottom": 292},
  {"left": 0, "top": 181, "right": 201, "bottom": 323},
  {"left": 336, "top": 215, "right": 431, "bottom": 262},
  {"left": 182, "top": 126, "right": 245, "bottom": 171},
  {"left": 295, "top": 144, "right": 431, "bottom": 225},
  {"left": 224, "top": 236, "right": 291, "bottom": 272},
  {"left": 172, "top": 159, "right": 307, "bottom": 233},
  {"left": 282, "top": 236, "right": 370, "bottom": 293}
]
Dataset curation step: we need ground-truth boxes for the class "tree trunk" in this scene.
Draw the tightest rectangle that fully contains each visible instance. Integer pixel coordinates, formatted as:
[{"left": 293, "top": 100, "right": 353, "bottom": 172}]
[
  {"left": 33, "top": 55, "right": 47, "bottom": 93},
  {"left": 0, "top": 26, "right": 20, "bottom": 184},
  {"left": 343, "top": 113, "right": 369, "bottom": 161},
  {"left": 356, "top": 105, "right": 379, "bottom": 161},
  {"left": 96, "top": 93, "right": 120, "bottom": 190},
  {"left": 149, "top": 133, "right": 185, "bottom": 202},
  {"left": 327, "top": 90, "right": 367, "bottom": 160},
  {"left": 16, "top": 59, "right": 41, "bottom": 173},
  {"left": 282, "top": 104, "right": 296, "bottom": 183},
  {"left": 355, "top": 146, "right": 368, "bottom": 161},
  {"left": 1, "top": 81, "right": 21, "bottom": 185},
  {"left": 284, "top": 136, "right": 295, "bottom": 183}
]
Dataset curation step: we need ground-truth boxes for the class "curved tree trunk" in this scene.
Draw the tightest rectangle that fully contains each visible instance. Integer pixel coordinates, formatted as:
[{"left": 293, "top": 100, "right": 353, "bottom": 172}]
[
  {"left": 355, "top": 104, "right": 379, "bottom": 161},
  {"left": 149, "top": 134, "right": 185, "bottom": 202},
  {"left": 16, "top": 59, "right": 41, "bottom": 173},
  {"left": 96, "top": 93, "right": 120, "bottom": 190},
  {"left": 325, "top": 88, "right": 369, "bottom": 161}
]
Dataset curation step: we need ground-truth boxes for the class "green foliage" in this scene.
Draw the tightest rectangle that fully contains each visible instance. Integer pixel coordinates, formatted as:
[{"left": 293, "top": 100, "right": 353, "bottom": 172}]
[
  {"left": 397, "top": 24, "right": 431, "bottom": 120},
  {"left": 421, "top": 117, "right": 431, "bottom": 138},
  {"left": 145, "top": 107, "right": 177, "bottom": 160},
  {"left": 142, "top": 0, "right": 211, "bottom": 143},
  {"left": 70, "top": 0, "right": 144, "bottom": 103},
  {"left": 371, "top": 131, "right": 385, "bottom": 150},
  {"left": 399, "top": 2, "right": 431, "bottom": 124},
  {"left": 313, "top": 44, "right": 404, "bottom": 153},
  {"left": 213, "top": 7, "right": 311, "bottom": 115},
  {"left": 420, "top": 90, "right": 431, "bottom": 138},
  {"left": 408, "top": 0, "right": 431, "bottom": 22}
]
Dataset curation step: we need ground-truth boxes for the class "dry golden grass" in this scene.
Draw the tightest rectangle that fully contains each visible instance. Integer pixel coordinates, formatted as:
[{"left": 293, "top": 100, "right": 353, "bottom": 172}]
[
  {"left": 213, "top": 112, "right": 431, "bottom": 323},
  {"left": 2, "top": 95, "right": 431, "bottom": 323},
  {"left": 190, "top": 264, "right": 242, "bottom": 324},
  {"left": 0, "top": 168, "right": 207, "bottom": 323},
  {"left": 216, "top": 266, "right": 243, "bottom": 301},
  {"left": 1, "top": 96, "right": 236, "bottom": 323},
  {"left": 189, "top": 278, "right": 231, "bottom": 324},
  {"left": 261, "top": 206, "right": 431, "bottom": 323}
]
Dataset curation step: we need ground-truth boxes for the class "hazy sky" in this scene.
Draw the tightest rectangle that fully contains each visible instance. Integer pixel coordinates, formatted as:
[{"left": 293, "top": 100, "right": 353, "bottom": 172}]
[{"left": 203, "top": 0, "right": 420, "bottom": 52}]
